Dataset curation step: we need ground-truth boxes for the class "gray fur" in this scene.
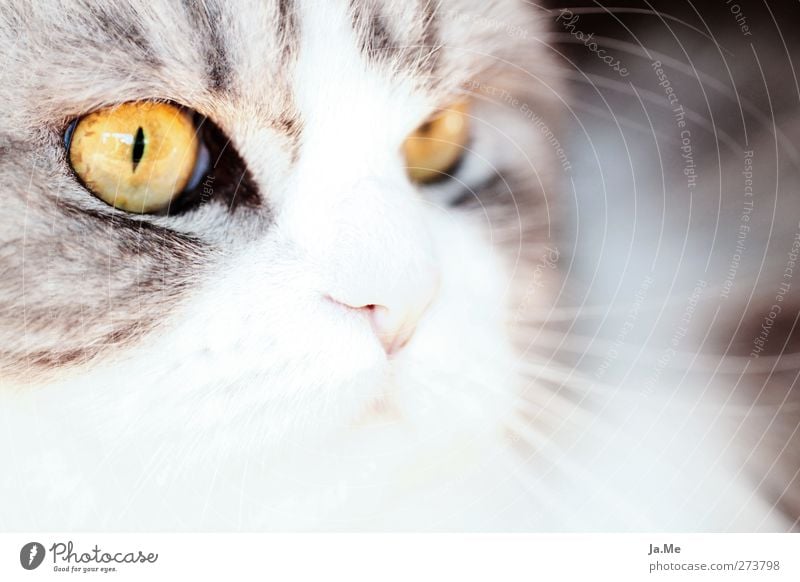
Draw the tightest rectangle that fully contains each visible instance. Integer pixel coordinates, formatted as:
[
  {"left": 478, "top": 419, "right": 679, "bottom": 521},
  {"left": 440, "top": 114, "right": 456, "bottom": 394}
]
[
  {"left": 2, "top": 0, "right": 796, "bottom": 531},
  {"left": 0, "top": 0, "right": 552, "bottom": 378}
]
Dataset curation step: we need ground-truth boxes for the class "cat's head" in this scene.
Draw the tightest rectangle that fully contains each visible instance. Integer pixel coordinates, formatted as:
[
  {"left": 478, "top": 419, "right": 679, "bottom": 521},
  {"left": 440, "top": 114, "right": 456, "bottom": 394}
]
[{"left": 0, "top": 0, "right": 560, "bottom": 446}]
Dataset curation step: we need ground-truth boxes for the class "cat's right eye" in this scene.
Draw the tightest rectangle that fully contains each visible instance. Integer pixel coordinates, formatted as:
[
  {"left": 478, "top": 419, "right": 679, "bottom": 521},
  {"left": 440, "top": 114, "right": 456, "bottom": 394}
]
[{"left": 66, "top": 101, "right": 202, "bottom": 214}]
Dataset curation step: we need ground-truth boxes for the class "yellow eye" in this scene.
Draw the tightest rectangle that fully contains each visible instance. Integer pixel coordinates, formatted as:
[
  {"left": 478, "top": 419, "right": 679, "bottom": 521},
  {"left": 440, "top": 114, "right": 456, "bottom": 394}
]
[
  {"left": 403, "top": 101, "right": 470, "bottom": 184},
  {"left": 68, "top": 102, "right": 200, "bottom": 214}
]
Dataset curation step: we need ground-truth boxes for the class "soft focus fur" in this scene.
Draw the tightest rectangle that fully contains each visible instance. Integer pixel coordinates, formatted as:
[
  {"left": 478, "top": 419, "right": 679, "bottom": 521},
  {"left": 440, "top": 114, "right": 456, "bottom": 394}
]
[{"left": 0, "top": 0, "right": 796, "bottom": 531}]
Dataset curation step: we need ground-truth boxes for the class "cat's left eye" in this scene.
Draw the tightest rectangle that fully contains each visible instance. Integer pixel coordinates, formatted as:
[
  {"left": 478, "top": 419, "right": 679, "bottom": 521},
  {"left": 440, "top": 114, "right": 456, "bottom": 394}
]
[
  {"left": 404, "top": 101, "right": 470, "bottom": 184},
  {"left": 66, "top": 101, "right": 201, "bottom": 214}
]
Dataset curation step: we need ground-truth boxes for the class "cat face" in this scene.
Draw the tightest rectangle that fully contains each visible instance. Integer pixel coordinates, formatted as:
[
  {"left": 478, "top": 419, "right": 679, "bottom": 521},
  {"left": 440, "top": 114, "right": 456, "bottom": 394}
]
[{"left": 0, "top": 1, "right": 557, "bottom": 447}]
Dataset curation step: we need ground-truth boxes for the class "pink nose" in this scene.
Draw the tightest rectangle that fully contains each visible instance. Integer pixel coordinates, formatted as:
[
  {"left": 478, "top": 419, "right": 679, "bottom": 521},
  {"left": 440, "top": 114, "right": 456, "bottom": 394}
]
[
  {"left": 367, "top": 303, "right": 419, "bottom": 355},
  {"left": 329, "top": 299, "right": 432, "bottom": 356}
]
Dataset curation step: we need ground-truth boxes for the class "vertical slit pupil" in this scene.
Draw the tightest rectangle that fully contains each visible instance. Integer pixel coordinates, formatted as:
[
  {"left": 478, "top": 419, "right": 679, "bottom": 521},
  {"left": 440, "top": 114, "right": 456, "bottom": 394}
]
[{"left": 132, "top": 126, "right": 146, "bottom": 172}]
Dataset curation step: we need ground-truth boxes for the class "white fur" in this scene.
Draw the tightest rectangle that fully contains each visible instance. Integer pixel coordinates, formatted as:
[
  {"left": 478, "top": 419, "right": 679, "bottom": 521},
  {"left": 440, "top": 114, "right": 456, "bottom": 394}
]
[
  {"left": 0, "top": 1, "right": 525, "bottom": 530},
  {"left": 0, "top": 0, "right": 792, "bottom": 532}
]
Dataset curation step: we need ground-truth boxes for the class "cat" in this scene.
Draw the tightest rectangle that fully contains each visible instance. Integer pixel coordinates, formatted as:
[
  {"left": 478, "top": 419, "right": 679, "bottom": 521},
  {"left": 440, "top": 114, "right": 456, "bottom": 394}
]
[{"left": 0, "top": 0, "right": 796, "bottom": 531}]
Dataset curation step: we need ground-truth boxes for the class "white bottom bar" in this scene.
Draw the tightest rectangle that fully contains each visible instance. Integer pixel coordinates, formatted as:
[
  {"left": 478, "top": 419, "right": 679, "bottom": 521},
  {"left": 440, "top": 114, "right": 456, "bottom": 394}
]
[{"left": 1, "top": 533, "right": 798, "bottom": 581}]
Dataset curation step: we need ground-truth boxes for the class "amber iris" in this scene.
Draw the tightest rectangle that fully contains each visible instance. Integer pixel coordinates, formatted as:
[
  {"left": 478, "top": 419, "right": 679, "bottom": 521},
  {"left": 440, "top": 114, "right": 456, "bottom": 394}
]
[
  {"left": 68, "top": 102, "right": 199, "bottom": 213},
  {"left": 403, "top": 101, "right": 470, "bottom": 184}
]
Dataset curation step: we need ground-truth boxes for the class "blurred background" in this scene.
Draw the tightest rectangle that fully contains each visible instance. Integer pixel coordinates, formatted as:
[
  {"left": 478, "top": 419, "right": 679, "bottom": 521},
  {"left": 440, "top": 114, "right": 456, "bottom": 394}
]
[{"left": 529, "top": 1, "right": 800, "bottom": 528}]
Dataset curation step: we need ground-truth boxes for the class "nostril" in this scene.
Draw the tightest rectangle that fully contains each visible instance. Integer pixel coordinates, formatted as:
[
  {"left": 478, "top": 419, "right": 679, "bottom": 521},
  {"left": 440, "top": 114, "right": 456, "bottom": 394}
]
[
  {"left": 325, "top": 295, "right": 384, "bottom": 323},
  {"left": 327, "top": 295, "right": 379, "bottom": 315}
]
